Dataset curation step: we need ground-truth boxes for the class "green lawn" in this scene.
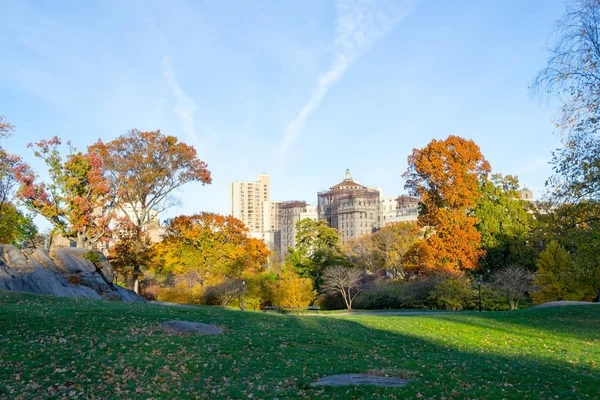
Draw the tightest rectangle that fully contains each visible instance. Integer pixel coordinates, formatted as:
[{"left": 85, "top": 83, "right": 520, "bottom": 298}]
[{"left": 1, "top": 291, "right": 599, "bottom": 399}]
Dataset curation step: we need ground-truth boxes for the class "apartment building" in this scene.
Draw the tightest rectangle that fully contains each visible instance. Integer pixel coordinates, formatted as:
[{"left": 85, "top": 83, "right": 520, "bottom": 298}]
[
  {"left": 228, "top": 174, "right": 271, "bottom": 238},
  {"left": 317, "top": 169, "right": 381, "bottom": 242}
]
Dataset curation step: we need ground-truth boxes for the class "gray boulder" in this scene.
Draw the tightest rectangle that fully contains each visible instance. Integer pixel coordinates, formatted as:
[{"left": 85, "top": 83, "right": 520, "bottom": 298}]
[
  {"left": 0, "top": 244, "right": 144, "bottom": 303},
  {"left": 310, "top": 374, "right": 407, "bottom": 387},
  {"left": 160, "top": 320, "right": 222, "bottom": 335}
]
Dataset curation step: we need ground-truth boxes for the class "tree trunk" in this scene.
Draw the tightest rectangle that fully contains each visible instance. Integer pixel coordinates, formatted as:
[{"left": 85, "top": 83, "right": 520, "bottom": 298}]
[
  {"left": 133, "top": 265, "right": 140, "bottom": 294},
  {"left": 77, "top": 233, "right": 86, "bottom": 248}
]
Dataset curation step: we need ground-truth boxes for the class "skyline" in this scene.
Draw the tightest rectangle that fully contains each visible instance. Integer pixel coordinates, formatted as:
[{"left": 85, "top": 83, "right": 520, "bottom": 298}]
[{"left": 1, "top": 0, "right": 565, "bottom": 228}]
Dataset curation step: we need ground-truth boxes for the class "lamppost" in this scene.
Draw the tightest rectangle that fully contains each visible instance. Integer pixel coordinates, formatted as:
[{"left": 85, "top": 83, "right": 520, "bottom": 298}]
[
  {"left": 241, "top": 280, "right": 246, "bottom": 311},
  {"left": 477, "top": 275, "right": 482, "bottom": 312}
]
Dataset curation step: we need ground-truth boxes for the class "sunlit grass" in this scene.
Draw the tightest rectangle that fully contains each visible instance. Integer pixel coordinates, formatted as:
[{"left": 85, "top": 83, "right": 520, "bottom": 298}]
[{"left": 1, "top": 290, "right": 598, "bottom": 399}]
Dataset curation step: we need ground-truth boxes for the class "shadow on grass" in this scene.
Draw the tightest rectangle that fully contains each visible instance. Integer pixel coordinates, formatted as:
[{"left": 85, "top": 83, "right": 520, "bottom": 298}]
[{"left": 0, "top": 290, "right": 598, "bottom": 399}]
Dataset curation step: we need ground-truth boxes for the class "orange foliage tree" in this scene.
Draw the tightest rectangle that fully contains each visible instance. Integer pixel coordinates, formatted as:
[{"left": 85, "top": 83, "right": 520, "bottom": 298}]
[
  {"left": 89, "top": 129, "right": 211, "bottom": 229},
  {"left": 152, "top": 213, "right": 270, "bottom": 281},
  {"left": 403, "top": 135, "right": 490, "bottom": 274}
]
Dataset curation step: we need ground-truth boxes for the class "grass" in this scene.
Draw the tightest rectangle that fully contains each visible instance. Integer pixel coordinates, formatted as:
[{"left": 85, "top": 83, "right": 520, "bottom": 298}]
[{"left": 1, "top": 291, "right": 599, "bottom": 399}]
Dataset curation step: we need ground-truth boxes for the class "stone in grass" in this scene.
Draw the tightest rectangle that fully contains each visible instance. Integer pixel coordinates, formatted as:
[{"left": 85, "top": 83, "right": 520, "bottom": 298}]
[
  {"left": 310, "top": 374, "right": 407, "bottom": 388},
  {"left": 160, "top": 320, "right": 222, "bottom": 335}
]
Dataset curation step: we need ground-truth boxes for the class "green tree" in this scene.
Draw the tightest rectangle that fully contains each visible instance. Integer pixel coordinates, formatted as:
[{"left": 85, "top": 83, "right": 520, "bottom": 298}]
[
  {"left": 287, "top": 218, "right": 345, "bottom": 288},
  {"left": 473, "top": 174, "right": 537, "bottom": 273},
  {"left": 0, "top": 203, "right": 38, "bottom": 246},
  {"left": 532, "top": 241, "right": 591, "bottom": 303}
]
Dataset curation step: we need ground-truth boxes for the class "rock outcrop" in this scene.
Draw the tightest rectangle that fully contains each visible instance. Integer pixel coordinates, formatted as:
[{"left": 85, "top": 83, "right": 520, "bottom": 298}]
[
  {"left": 160, "top": 320, "right": 223, "bottom": 335},
  {"left": 0, "top": 244, "right": 144, "bottom": 302}
]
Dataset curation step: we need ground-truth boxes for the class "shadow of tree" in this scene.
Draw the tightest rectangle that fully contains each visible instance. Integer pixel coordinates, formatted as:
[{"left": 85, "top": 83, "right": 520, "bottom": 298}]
[{"left": 0, "top": 291, "right": 598, "bottom": 399}]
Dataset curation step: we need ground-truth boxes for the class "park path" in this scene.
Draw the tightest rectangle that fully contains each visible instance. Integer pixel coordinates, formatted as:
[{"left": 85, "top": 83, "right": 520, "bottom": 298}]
[{"left": 149, "top": 301, "right": 455, "bottom": 317}]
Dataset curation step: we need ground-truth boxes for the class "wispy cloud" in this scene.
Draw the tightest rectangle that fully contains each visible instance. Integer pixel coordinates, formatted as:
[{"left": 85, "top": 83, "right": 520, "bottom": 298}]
[
  {"left": 276, "top": 0, "right": 416, "bottom": 161},
  {"left": 161, "top": 55, "right": 199, "bottom": 146}
]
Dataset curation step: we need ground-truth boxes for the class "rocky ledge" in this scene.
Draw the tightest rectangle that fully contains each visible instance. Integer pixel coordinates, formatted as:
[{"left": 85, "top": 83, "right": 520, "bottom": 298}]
[{"left": 0, "top": 244, "right": 143, "bottom": 302}]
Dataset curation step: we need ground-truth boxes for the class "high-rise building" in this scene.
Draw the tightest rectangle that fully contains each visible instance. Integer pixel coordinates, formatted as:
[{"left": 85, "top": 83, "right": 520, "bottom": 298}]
[
  {"left": 318, "top": 169, "right": 381, "bottom": 242},
  {"left": 228, "top": 174, "right": 271, "bottom": 237},
  {"left": 262, "top": 200, "right": 282, "bottom": 253},
  {"left": 277, "top": 201, "right": 318, "bottom": 256}
]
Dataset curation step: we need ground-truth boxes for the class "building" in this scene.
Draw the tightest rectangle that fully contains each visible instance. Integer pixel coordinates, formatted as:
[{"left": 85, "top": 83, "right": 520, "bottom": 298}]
[
  {"left": 519, "top": 188, "right": 534, "bottom": 201},
  {"left": 317, "top": 169, "right": 380, "bottom": 242},
  {"left": 262, "top": 200, "right": 282, "bottom": 253},
  {"left": 228, "top": 174, "right": 271, "bottom": 237},
  {"left": 381, "top": 194, "right": 419, "bottom": 226},
  {"left": 277, "top": 201, "right": 316, "bottom": 256}
]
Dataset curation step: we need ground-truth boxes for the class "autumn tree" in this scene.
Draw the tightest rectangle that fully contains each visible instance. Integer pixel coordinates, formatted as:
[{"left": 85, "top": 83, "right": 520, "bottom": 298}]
[
  {"left": 320, "top": 266, "right": 363, "bottom": 309},
  {"left": 531, "top": 0, "right": 600, "bottom": 205},
  {"left": 108, "top": 219, "right": 154, "bottom": 293},
  {"left": 152, "top": 213, "right": 270, "bottom": 283},
  {"left": 343, "top": 221, "right": 420, "bottom": 278},
  {"left": 266, "top": 267, "right": 316, "bottom": 307},
  {"left": 0, "top": 116, "right": 32, "bottom": 231},
  {"left": 473, "top": 174, "right": 537, "bottom": 273},
  {"left": 89, "top": 129, "right": 211, "bottom": 229},
  {"left": 287, "top": 218, "right": 346, "bottom": 288},
  {"left": 343, "top": 235, "right": 382, "bottom": 272},
  {"left": 17, "top": 137, "right": 113, "bottom": 248},
  {"left": 373, "top": 221, "right": 420, "bottom": 278},
  {"left": 404, "top": 135, "right": 491, "bottom": 274}
]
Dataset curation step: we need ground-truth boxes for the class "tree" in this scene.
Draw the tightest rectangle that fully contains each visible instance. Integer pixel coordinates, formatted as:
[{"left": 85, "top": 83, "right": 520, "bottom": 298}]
[
  {"left": 108, "top": 220, "right": 153, "bottom": 293},
  {"left": 532, "top": 0, "right": 600, "bottom": 204},
  {"left": 0, "top": 116, "right": 32, "bottom": 227},
  {"left": 492, "top": 265, "right": 533, "bottom": 310},
  {"left": 267, "top": 267, "right": 316, "bottom": 307},
  {"left": 373, "top": 221, "right": 420, "bottom": 278},
  {"left": 403, "top": 135, "right": 491, "bottom": 274},
  {"left": 89, "top": 129, "right": 211, "bottom": 229},
  {"left": 17, "top": 137, "right": 112, "bottom": 248},
  {"left": 320, "top": 266, "right": 363, "bottom": 309},
  {"left": 473, "top": 174, "right": 537, "bottom": 273},
  {"left": 343, "top": 221, "right": 420, "bottom": 278},
  {"left": 152, "top": 213, "right": 270, "bottom": 282},
  {"left": 0, "top": 203, "right": 38, "bottom": 246},
  {"left": 343, "top": 235, "right": 382, "bottom": 272},
  {"left": 287, "top": 218, "right": 346, "bottom": 288}
]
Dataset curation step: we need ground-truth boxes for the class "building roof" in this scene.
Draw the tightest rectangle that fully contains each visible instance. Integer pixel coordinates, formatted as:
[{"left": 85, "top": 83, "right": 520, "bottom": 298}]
[{"left": 330, "top": 169, "right": 366, "bottom": 191}]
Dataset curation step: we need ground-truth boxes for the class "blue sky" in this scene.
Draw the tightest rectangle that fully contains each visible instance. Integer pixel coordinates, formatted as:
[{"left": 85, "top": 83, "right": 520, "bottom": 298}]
[{"left": 1, "top": 0, "right": 565, "bottom": 226}]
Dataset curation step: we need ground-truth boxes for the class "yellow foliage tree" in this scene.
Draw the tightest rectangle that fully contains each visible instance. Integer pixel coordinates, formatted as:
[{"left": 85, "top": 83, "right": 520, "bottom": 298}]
[{"left": 267, "top": 267, "right": 316, "bottom": 307}]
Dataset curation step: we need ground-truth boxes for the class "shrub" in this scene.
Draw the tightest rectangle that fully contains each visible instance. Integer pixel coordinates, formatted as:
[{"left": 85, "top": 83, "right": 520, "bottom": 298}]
[
  {"left": 157, "top": 282, "right": 204, "bottom": 304},
  {"left": 479, "top": 285, "right": 510, "bottom": 311},
  {"left": 354, "top": 276, "right": 440, "bottom": 310},
  {"left": 82, "top": 250, "right": 103, "bottom": 267},
  {"left": 313, "top": 293, "right": 347, "bottom": 310},
  {"left": 427, "top": 277, "right": 475, "bottom": 310}
]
